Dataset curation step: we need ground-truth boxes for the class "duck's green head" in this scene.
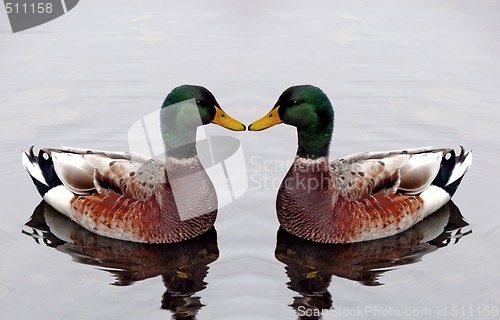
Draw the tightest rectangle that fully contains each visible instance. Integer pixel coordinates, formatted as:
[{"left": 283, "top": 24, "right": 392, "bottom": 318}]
[
  {"left": 162, "top": 85, "right": 245, "bottom": 131},
  {"left": 248, "top": 85, "right": 333, "bottom": 131},
  {"left": 161, "top": 85, "right": 245, "bottom": 159},
  {"left": 249, "top": 85, "right": 334, "bottom": 159}
]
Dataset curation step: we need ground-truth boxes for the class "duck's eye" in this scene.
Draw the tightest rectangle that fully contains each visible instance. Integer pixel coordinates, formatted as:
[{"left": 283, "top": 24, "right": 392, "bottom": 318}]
[
  {"left": 292, "top": 100, "right": 300, "bottom": 105},
  {"left": 196, "top": 100, "right": 202, "bottom": 105}
]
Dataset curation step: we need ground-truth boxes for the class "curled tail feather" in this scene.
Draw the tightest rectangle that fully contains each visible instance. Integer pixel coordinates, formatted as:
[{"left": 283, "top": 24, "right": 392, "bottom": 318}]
[
  {"left": 22, "top": 147, "right": 62, "bottom": 196},
  {"left": 432, "top": 147, "right": 472, "bottom": 197}
]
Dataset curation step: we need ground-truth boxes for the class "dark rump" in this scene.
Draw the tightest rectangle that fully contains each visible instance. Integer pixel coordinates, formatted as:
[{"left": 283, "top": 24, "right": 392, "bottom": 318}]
[
  {"left": 25, "top": 147, "right": 62, "bottom": 196},
  {"left": 431, "top": 147, "right": 469, "bottom": 197}
]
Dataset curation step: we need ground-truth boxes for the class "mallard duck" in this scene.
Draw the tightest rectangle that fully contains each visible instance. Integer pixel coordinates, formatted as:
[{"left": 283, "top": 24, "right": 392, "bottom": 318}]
[
  {"left": 249, "top": 85, "right": 472, "bottom": 243},
  {"left": 22, "top": 85, "right": 245, "bottom": 243}
]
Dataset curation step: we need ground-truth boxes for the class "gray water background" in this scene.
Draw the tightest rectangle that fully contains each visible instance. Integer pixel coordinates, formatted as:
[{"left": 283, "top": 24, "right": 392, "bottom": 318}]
[{"left": 1, "top": 1, "right": 499, "bottom": 319}]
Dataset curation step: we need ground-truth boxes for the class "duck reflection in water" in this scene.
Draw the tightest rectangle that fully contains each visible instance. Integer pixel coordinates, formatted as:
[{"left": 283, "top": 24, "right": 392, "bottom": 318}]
[
  {"left": 24, "top": 201, "right": 219, "bottom": 320},
  {"left": 275, "top": 201, "right": 470, "bottom": 320}
]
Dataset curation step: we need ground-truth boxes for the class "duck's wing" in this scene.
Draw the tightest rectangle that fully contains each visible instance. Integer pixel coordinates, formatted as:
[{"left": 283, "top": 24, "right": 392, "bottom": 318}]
[
  {"left": 330, "top": 147, "right": 453, "bottom": 201},
  {"left": 42, "top": 147, "right": 165, "bottom": 201}
]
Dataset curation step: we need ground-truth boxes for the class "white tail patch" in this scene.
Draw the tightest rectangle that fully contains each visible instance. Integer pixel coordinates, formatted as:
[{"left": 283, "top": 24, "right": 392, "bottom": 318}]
[
  {"left": 43, "top": 185, "right": 75, "bottom": 219},
  {"left": 419, "top": 185, "right": 451, "bottom": 220}
]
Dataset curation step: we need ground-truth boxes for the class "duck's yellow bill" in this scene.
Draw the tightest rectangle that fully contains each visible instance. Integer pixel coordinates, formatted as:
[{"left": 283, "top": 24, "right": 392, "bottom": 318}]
[
  {"left": 248, "top": 106, "right": 282, "bottom": 131},
  {"left": 212, "top": 106, "right": 246, "bottom": 131}
]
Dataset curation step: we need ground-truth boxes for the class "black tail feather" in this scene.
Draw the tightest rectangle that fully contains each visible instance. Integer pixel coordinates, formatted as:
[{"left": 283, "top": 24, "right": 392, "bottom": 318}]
[
  {"left": 431, "top": 147, "right": 470, "bottom": 197},
  {"left": 431, "top": 149, "right": 456, "bottom": 188},
  {"left": 37, "top": 148, "right": 63, "bottom": 188},
  {"left": 25, "top": 147, "right": 62, "bottom": 196},
  {"left": 444, "top": 176, "right": 464, "bottom": 197}
]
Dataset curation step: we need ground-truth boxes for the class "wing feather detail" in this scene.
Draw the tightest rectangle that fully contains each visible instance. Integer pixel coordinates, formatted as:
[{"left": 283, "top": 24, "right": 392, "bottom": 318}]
[{"left": 331, "top": 147, "right": 449, "bottom": 201}]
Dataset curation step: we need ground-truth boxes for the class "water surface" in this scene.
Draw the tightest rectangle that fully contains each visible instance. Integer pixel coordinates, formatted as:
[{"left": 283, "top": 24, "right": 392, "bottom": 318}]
[{"left": 1, "top": 1, "right": 499, "bottom": 319}]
